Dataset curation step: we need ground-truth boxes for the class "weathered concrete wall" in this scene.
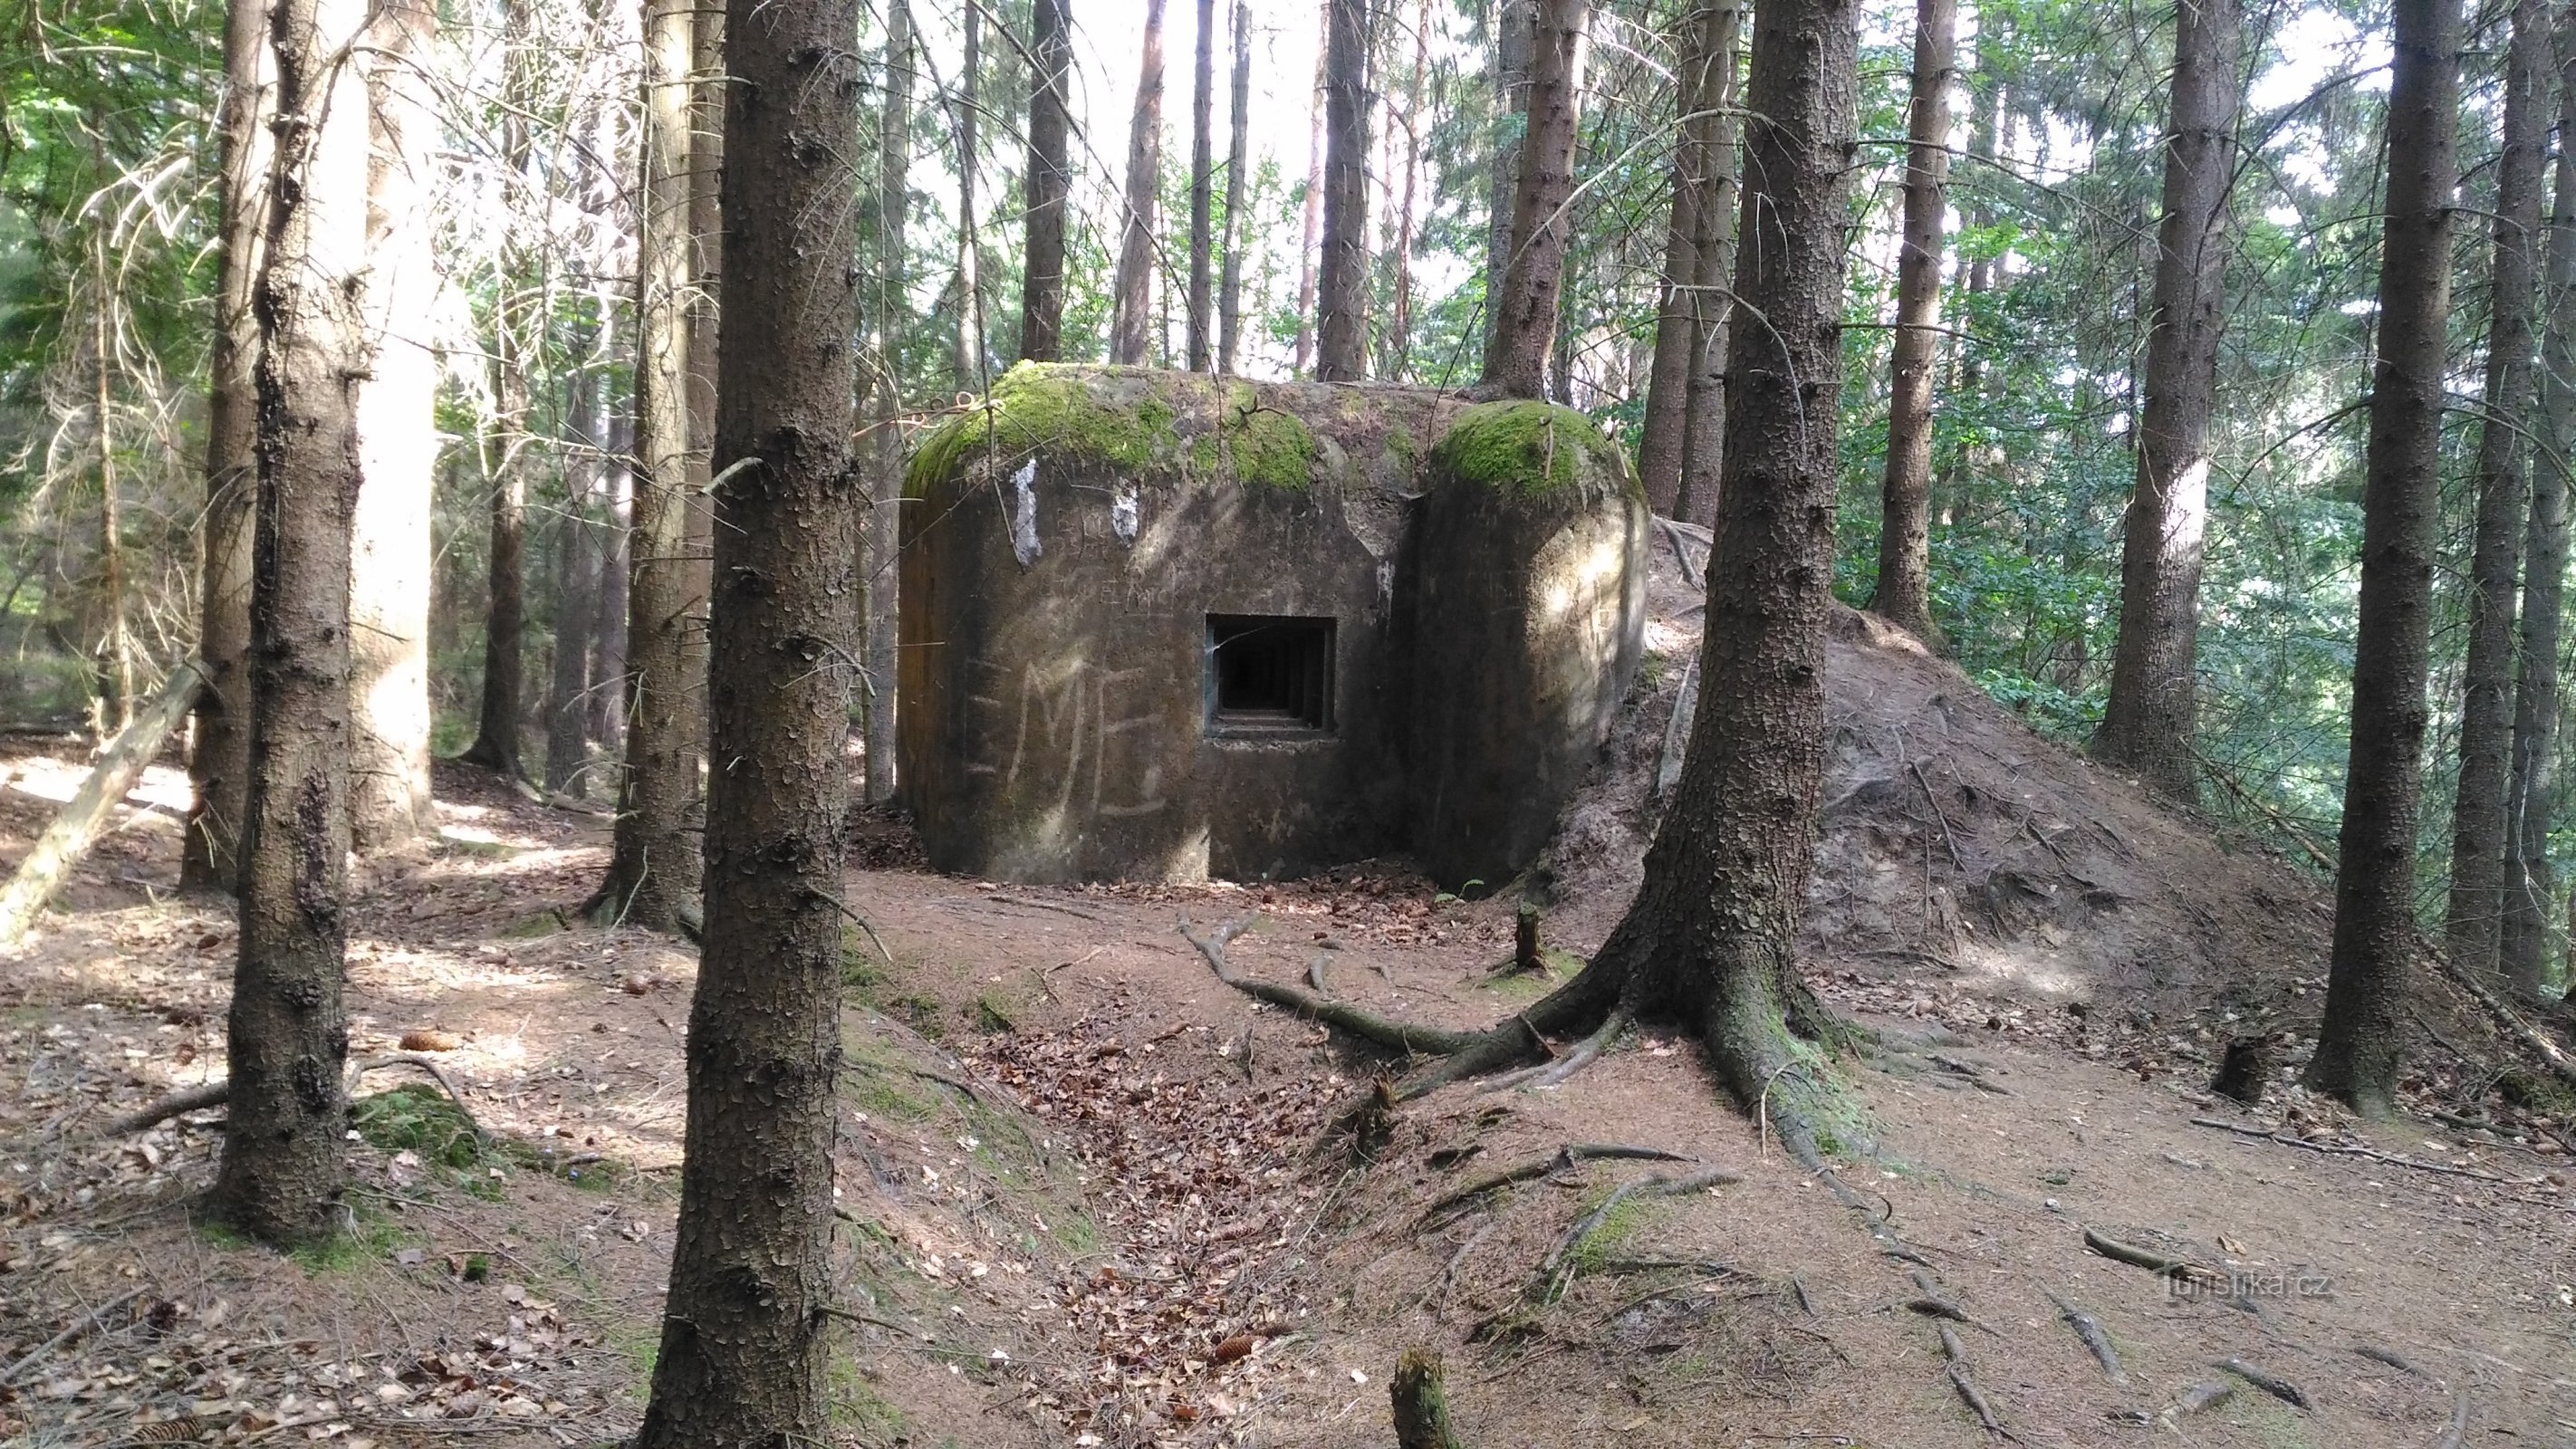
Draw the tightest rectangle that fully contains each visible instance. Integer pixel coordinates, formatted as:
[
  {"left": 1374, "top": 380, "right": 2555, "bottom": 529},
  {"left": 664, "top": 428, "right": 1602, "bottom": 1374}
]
[
  {"left": 899, "top": 365, "right": 1449, "bottom": 881},
  {"left": 1406, "top": 402, "right": 1650, "bottom": 888},
  {"left": 900, "top": 365, "right": 1646, "bottom": 888}
]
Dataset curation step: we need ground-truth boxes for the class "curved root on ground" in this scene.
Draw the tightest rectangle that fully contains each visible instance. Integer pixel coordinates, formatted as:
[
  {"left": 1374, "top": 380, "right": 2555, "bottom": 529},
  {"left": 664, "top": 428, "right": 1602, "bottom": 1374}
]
[{"left": 94, "top": 1052, "right": 482, "bottom": 1141}]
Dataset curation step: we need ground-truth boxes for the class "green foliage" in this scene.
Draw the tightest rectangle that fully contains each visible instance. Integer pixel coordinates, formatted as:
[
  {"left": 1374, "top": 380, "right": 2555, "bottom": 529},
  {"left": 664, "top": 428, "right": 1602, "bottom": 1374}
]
[{"left": 353, "top": 1084, "right": 486, "bottom": 1170}]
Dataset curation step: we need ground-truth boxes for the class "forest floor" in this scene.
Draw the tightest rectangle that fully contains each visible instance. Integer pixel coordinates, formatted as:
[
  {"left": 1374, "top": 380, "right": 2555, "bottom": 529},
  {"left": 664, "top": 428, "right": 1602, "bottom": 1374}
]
[{"left": 3, "top": 545, "right": 2575, "bottom": 1447}]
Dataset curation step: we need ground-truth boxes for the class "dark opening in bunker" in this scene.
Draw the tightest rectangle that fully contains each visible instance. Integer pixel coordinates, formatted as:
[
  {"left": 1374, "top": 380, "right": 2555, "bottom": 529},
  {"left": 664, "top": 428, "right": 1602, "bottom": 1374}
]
[{"left": 1207, "top": 615, "right": 1335, "bottom": 734}]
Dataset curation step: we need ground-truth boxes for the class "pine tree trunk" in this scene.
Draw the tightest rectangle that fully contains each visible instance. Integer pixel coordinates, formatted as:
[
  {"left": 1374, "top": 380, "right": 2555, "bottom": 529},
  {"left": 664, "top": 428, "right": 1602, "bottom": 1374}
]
[
  {"left": 2503, "top": 15, "right": 2576, "bottom": 999},
  {"left": 1486, "top": 0, "right": 1534, "bottom": 343},
  {"left": 1110, "top": 0, "right": 1168, "bottom": 365},
  {"left": 598, "top": 0, "right": 705, "bottom": 933},
  {"left": 1216, "top": 0, "right": 1251, "bottom": 373},
  {"left": 349, "top": 0, "right": 438, "bottom": 840},
  {"left": 1020, "top": 0, "right": 1072, "bottom": 362},
  {"left": 1591, "top": 0, "right": 1858, "bottom": 1127},
  {"left": 2307, "top": 0, "right": 2463, "bottom": 1115},
  {"left": 210, "top": 0, "right": 370, "bottom": 1245},
  {"left": 2443, "top": 0, "right": 2551, "bottom": 980},
  {"left": 543, "top": 345, "right": 601, "bottom": 797},
  {"left": 954, "top": 0, "right": 983, "bottom": 391},
  {"left": 1864, "top": 0, "right": 1956, "bottom": 643},
  {"left": 1480, "top": 0, "right": 1589, "bottom": 398},
  {"left": 588, "top": 414, "right": 632, "bottom": 750},
  {"left": 864, "top": 0, "right": 913, "bottom": 805},
  {"left": 1639, "top": 0, "right": 1735, "bottom": 516},
  {"left": 630, "top": 0, "right": 862, "bottom": 1432},
  {"left": 1673, "top": 1, "right": 1742, "bottom": 529},
  {"left": 462, "top": 359, "right": 529, "bottom": 776},
  {"left": 1387, "top": 0, "right": 1430, "bottom": 379},
  {"left": 1187, "top": 0, "right": 1216, "bottom": 370},
  {"left": 185, "top": 0, "right": 271, "bottom": 893},
  {"left": 1316, "top": 0, "right": 1371, "bottom": 380},
  {"left": 2092, "top": 0, "right": 2243, "bottom": 800},
  {"left": 1294, "top": 7, "right": 1327, "bottom": 376}
]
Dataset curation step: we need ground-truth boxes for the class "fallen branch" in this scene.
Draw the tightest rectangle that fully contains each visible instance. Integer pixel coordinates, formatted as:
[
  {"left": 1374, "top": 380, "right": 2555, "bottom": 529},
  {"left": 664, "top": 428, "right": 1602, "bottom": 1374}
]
[
  {"left": 2041, "top": 1287, "right": 2124, "bottom": 1384},
  {"left": 0, "top": 1286, "right": 148, "bottom": 1387},
  {"left": 2426, "top": 949, "right": 2576, "bottom": 1089},
  {"left": 0, "top": 660, "right": 202, "bottom": 945},
  {"left": 1417, "top": 1143, "right": 1695, "bottom": 1226},
  {"left": 2188, "top": 1116, "right": 2524, "bottom": 1184},
  {"left": 2216, "top": 1356, "right": 2310, "bottom": 1409}
]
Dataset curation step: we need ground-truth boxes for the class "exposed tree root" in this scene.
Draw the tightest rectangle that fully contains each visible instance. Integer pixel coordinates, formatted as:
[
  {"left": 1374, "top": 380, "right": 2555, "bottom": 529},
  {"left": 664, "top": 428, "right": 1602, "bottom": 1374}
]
[
  {"left": 2041, "top": 1287, "right": 2125, "bottom": 1384},
  {"left": 2082, "top": 1226, "right": 2207, "bottom": 1282},
  {"left": 1526, "top": 1164, "right": 1740, "bottom": 1306},
  {"left": 1935, "top": 1323, "right": 2014, "bottom": 1440},
  {"left": 1417, "top": 1143, "right": 1696, "bottom": 1227},
  {"left": 2162, "top": 1379, "right": 2235, "bottom": 1423},
  {"left": 2215, "top": 1356, "right": 2310, "bottom": 1409},
  {"left": 1810, "top": 1161, "right": 1929, "bottom": 1265},
  {"left": 1479, "top": 1012, "right": 1629, "bottom": 1094},
  {"left": 2437, "top": 1389, "right": 2471, "bottom": 1449},
  {"left": 94, "top": 1053, "right": 482, "bottom": 1141},
  {"left": 2191, "top": 1116, "right": 2526, "bottom": 1184},
  {"left": 1183, "top": 914, "right": 1500, "bottom": 1059},
  {"left": 2355, "top": 1344, "right": 2425, "bottom": 1376},
  {"left": 1903, "top": 1269, "right": 1998, "bottom": 1336}
]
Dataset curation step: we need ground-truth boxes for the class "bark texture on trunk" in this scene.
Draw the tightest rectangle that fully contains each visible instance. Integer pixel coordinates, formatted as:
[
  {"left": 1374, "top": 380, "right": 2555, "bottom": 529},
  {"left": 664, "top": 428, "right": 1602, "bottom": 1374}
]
[
  {"left": 864, "top": 0, "right": 913, "bottom": 805},
  {"left": 1020, "top": 0, "right": 1072, "bottom": 360},
  {"left": 1316, "top": 0, "right": 1371, "bottom": 380},
  {"left": 2308, "top": 0, "right": 2462, "bottom": 1115},
  {"left": 598, "top": 0, "right": 706, "bottom": 933},
  {"left": 1294, "top": 5, "right": 1327, "bottom": 375},
  {"left": 1110, "top": 0, "right": 1168, "bottom": 365},
  {"left": 2443, "top": 0, "right": 2551, "bottom": 979},
  {"left": 1639, "top": 0, "right": 1737, "bottom": 517},
  {"left": 1673, "top": 1, "right": 1742, "bottom": 529},
  {"left": 543, "top": 345, "right": 602, "bottom": 797},
  {"left": 630, "top": 0, "right": 862, "bottom": 1432},
  {"left": 2504, "top": 13, "right": 2576, "bottom": 999},
  {"left": 1216, "top": 0, "right": 1251, "bottom": 373},
  {"left": 954, "top": 0, "right": 983, "bottom": 391},
  {"left": 1864, "top": 0, "right": 1956, "bottom": 643},
  {"left": 586, "top": 417, "right": 631, "bottom": 750},
  {"left": 1486, "top": 0, "right": 1535, "bottom": 342},
  {"left": 349, "top": 0, "right": 437, "bottom": 841},
  {"left": 186, "top": 0, "right": 272, "bottom": 892},
  {"left": 211, "top": 0, "right": 370, "bottom": 1245},
  {"left": 460, "top": 373, "right": 528, "bottom": 776},
  {"left": 1480, "top": 0, "right": 1589, "bottom": 398},
  {"left": 1187, "top": 0, "right": 1216, "bottom": 370},
  {"left": 1558, "top": 0, "right": 1858, "bottom": 1132},
  {"left": 1387, "top": 0, "right": 1431, "bottom": 379},
  {"left": 2092, "top": 0, "right": 2244, "bottom": 800}
]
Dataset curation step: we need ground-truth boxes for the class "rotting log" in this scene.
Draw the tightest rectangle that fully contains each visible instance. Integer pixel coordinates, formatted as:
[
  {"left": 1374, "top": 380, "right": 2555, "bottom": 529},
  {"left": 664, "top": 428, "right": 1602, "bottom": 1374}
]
[{"left": 0, "top": 660, "right": 202, "bottom": 945}]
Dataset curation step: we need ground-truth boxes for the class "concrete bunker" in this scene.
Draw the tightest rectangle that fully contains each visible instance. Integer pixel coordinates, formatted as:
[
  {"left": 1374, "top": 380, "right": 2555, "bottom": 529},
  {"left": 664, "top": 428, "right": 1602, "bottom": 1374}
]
[{"left": 898, "top": 363, "right": 1647, "bottom": 888}]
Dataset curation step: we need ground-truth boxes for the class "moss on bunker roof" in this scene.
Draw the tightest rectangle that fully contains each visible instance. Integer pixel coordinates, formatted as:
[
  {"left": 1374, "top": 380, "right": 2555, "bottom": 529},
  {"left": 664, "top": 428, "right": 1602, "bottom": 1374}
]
[
  {"left": 1427, "top": 399, "right": 1633, "bottom": 498},
  {"left": 904, "top": 362, "right": 1185, "bottom": 498}
]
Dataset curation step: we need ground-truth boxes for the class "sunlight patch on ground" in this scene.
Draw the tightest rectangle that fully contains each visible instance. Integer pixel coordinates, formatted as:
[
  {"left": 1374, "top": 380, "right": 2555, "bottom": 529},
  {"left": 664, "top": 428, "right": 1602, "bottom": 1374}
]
[{"left": 4, "top": 757, "right": 192, "bottom": 815}]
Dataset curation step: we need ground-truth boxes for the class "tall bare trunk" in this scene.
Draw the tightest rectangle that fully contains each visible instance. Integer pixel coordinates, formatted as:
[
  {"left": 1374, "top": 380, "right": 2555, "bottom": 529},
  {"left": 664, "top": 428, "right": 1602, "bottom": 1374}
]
[
  {"left": 1480, "top": 0, "right": 1588, "bottom": 398},
  {"left": 2092, "top": 0, "right": 2244, "bottom": 799},
  {"left": 1863, "top": 0, "right": 1956, "bottom": 642},
  {"left": 865, "top": 0, "right": 913, "bottom": 804},
  {"left": 1216, "top": 0, "right": 1252, "bottom": 373},
  {"left": 630, "top": 0, "right": 862, "bottom": 1433},
  {"left": 543, "top": 331, "right": 602, "bottom": 797},
  {"left": 1187, "top": 0, "right": 1216, "bottom": 369},
  {"left": 2443, "top": 0, "right": 2552, "bottom": 979},
  {"left": 1316, "top": 0, "right": 1371, "bottom": 380},
  {"left": 1110, "top": 0, "right": 1168, "bottom": 364},
  {"left": 1386, "top": 0, "right": 1430, "bottom": 379},
  {"left": 210, "top": 0, "right": 370, "bottom": 1245},
  {"left": 587, "top": 413, "right": 631, "bottom": 749},
  {"left": 1673, "top": 2, "right": 1742, "bottom": 529},
  {"left": 90, "top": 224, "right": 130, "bottom": 732},
  {"left": 954, "top": 0, "right": 984, "bottom": 391},
  {"left": 1639, "top": 0, "right": 1735, "bottom": 516},
  {"left": 1020, "top": 0, "right": 1072, "bottom": 361},
  {"left": 1486, "top": 0, "right": 1534, "bottom": 338},
  {"left": 349, "top": 0, "right": 438, "bottom": 840},
  {"left": 185, "top": 0, "right": 271, "bottom": 892},
  {"left": 597, "top": 0, "right": 705, "bottom": 932},
  {"left": 2504, "top": 14, "right": 2576, "bottom": 999},
  {"left": 1293, "top": 7, "right": 1327, "bottom": 376},
  {"left": 2307, "top": 0, "right": 2464, "bottom": 1116}
]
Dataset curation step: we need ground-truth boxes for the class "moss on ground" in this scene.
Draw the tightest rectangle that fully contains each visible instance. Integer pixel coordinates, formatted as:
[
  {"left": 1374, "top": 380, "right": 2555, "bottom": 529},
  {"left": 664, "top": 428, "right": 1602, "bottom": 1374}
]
[
  {"left": 1429, "top": 399, "right": 1631, "bottom": 497},
  {"left": 905, "top": 362, "right": 1184, "bottom": 497}
]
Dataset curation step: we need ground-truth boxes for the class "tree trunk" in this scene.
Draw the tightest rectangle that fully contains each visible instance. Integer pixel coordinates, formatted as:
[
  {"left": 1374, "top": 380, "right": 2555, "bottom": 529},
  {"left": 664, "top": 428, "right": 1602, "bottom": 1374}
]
[
  {"left": 209, "top": 0, "right": 370, "bottom": 1245},
  {"left": 1316, "top": 0, "right": 1371, "bottom": 380},
  {"left": 1480, "top": 0, "right": 1589, "bottom": 398},
  {"left": 1020, "top": 0, "right": 1072, "bottom": 362},
  {"left": 953, "top": 0, "right": 984, "bottom": 391},
  {"left": 90, "top": 226, "right": 130, "bottom": 733},
  {"left": 461, "top": 358, "right": 529, "bottom": 777},
  {"left": 598, "top": 0, "right": 706, "bottom": 933},
  {"left": 587, "top": 412, "right": 632, "bottom": 751},
  {"left": 185, "top": 0, "right": 271, "bottom": 893},
  {"left": 2091, "top": 0, "right": 2244, "bottom": 800},
  {"left": 1486, "top": 0, "right": 1534, "bottom": 342},
  {"left": 0, "top": 662, "right": 202, "bottom": 945},
  {"left": 1864, "top": 0, "right": 1956, "bottom": 643},
  {"left": 1639, "top": 0, "right": 1735, "bottom": 516},
  {"left": 2503, "top": 13, "right": 2576, "bottom": 999},
  {"left": 1387, "top": 0, "right": 1430, "bottom": 379},
  {"left": 1110, "top": 0, "right": 1168, "bottom": 365},
  {"left": 1673, "top": 1, "right": 1742, "bottom": 529},
  {"left": 1216, "top": 0, "right": 1252, "bottom": 373},
  {"left": 1293, "top": 6, "right": 1327, "bottom": 376},
  {"left": 865, "top": 0, "right": 913, "bottom": 805},
  {"left": 1187, "top": 0, "right": 1216, "bottom": 370},
  {"left": 348, "top": 0, "right": 437, "bottom": 841},
  {"left": 2443, "top": 0, "right": 2551, "bottom": 980},
  {"left": 630, "top": 0, "right": 862, "bottom": 1434},
  {"left": 1390, "top": 1348, "right": 1466, "bottom": 1449},
  {"left": 543, "top": 341, "right": 601, "bottom": 798},
  {"left": 2306, "top": 0, "right": 2463, "bottom": 1116}
]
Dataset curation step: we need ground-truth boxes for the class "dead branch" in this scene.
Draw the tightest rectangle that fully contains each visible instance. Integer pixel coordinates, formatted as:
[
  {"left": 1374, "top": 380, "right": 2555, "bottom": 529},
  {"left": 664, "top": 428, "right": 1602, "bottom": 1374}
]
[
  {"left": 2188, "top": 1116, "right": 2526, "bottom": 1184},
  {"left": 1417, "top": 1143, "right": 1695, "bottom": 1226},
  {"left": 1182, "top": 913, "right": 1487, "bottom": 1056},
  {"left": 2426, "top": 948, "right": 2576, "bottom": 1089},
  {"left": 2215, "top": 1356, "right": 2310, "bottom": 1409},
  {"left": 2041, "top": 1287, "right": 2124, "bottom": 1383},
  {"left": 0, "top": 1287, "right": 148, "bottom": 1387}
]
